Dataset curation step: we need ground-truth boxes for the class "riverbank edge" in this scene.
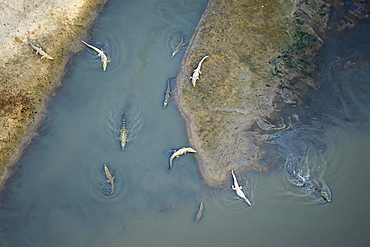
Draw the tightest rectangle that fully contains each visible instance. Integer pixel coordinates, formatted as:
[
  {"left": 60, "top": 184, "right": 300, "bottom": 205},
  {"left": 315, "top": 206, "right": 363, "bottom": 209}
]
[
  {"left": 0, "top": 0, "right": 108, "bottom": 193},
  {"left": 176, "top": 0, "right": 288, "bottom": 187},
  {"left": 175, "top": 0, "right": 335, "bottom": 187},
  {"left": 176, "top": 0, "right": 216, "bottom": 186}
]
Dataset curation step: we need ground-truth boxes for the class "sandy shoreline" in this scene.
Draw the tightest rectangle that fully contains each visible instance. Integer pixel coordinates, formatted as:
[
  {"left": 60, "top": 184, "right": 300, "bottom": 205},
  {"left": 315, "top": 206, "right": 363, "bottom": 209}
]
[
  {"left": 175, "top": 1, "right": 214, "bottom": 186},
  {"left": 175, "top": 0, "right": 334, "bottom": 187},
  {"left": 0, "top": 0, "right": 107, "bottom": 191}
]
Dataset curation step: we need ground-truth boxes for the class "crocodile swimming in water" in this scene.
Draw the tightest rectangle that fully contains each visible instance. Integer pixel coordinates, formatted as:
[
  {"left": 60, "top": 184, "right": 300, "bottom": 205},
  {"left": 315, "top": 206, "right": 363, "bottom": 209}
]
[
  {"left": 171, "top": 36, "right": 185, "bottom": 58},
  {"left": 302, "top": 181, "right": 331, "bottom": 203},
  {"left": 169, "top": 147, "right": 197, "bottom": 170},
  {"left": 190, "top": 55, "right": 209, "bottom": 87},
  {"left": 104, "top": 164, "right": 114, "bottom": 195},
  {"left": 194, "top": 201, "right": 204, "bottom": 223},
  {"left": 81, "top": 40, "right": 110, "bottom": 71},
  {"left": 119, "top": 115, "right": 128, "bottom": 150},
  {"left": 28, "top": 39, "right": 54, "bottom": 60},
  {"left": 231, "top": 169, "right": 252, "bottom": 206},
  {"left": 285, "top": 161, "right": 332, "bottom": 203},
  {"left": 163, "top": 77, "right": 174, "bottom": 108}
]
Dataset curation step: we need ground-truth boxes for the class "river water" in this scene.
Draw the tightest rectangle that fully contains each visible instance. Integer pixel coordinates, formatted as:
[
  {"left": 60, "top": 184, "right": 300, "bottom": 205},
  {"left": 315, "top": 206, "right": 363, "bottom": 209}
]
[{"left": 1, "top": 0, "right": 370, "bottom": 246}]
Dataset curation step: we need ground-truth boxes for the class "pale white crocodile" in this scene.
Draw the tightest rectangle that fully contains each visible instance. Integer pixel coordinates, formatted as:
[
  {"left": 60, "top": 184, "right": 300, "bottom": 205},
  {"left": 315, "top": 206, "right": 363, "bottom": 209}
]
[
  {"left": 81, "top": 40, "right": 110, "bottom": 71},
  {"left": 231, "top": 169, "right": 252, "bottom": 206},
  {"left": 28, "top": 39, "right": 54, "bottom": 60},
  {"left": 169, "top": 147, "right": 197, "bottom": 170},
  {"left": 190, "top": 55, "right": 209, "bottom": 87}
]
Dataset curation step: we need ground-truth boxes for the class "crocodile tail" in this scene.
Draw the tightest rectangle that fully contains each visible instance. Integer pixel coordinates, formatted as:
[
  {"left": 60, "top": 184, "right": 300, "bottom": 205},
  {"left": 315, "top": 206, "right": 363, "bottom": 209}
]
[
  {"left": 169, "top": 157, "right": 174, "bottom": 170},
  {"left": 121, "top": 114, "right": 127, "bottom": 132}
]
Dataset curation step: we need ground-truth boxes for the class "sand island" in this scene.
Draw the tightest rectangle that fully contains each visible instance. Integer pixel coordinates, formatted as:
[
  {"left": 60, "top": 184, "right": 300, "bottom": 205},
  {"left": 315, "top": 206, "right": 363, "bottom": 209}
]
[{"left": 177, "top": 0, "right": 333, "bottom": 186}]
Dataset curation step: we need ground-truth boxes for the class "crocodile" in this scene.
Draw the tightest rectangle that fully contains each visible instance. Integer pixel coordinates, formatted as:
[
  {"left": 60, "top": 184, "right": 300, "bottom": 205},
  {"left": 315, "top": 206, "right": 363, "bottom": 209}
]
[
  {"left": 28, "top": 39, "right": 54, "bottom": 60},
  {"left": 81, "top": 40, "right": 110, "bottom": 71},
  {"left": 303, "top": 182, "right": 332, "bottom": 203},
  {"left": 286, "top": 163, "right": 332, "bottom": 203},
  {"left": 194, "top": 201, "right": 204, "bottom": 223},
  {"left": 169, "top": 147, "right": 197, "bottom": 170},
  {"left": 119, "top": 115, "right": 128, "bottom": 150},
  {"left": 190, "top": 55, "right": 209, "bottom": 87},
  {"left": 104, "top": 164, "right": 115, "bottom": 195},
  {"left": 231, "top": 169, "right": 252, "bottom": 206},
  {"left": 171, "top": 37, "right": 185, "bottom": 58},
  {"left": 290, "top": 175, "right": 332, "bottom": 203},
  {"left": 163, "top": 77, "right": 174, "bottom": 108}
]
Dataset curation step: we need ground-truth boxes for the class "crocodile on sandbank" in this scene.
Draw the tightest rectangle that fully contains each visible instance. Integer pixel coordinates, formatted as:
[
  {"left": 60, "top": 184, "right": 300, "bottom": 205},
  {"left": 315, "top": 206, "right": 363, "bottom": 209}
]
[
  {"left": 176, "top": 0, "right": 332, "bottom": 189},
  {"left": 28, "top": 39, "right": 54, "bottom": 60}
]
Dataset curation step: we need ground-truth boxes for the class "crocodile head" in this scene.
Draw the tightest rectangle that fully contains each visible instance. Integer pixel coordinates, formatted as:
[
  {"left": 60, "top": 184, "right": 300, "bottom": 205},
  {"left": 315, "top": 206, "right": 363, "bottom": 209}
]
[
  {"left": 318, "top": 189, "right": 332, "bottom": 203},
  {"left": 313, "top": 184, "right": 332, "bottom": 203}
]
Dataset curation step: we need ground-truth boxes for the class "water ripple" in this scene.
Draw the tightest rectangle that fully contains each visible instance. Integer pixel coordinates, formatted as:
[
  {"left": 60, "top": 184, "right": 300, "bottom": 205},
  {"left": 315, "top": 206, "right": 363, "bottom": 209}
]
[
  {"left": 165, "top": 31, "right": 186, "bottom": 57},
  {"left": 87, "top": 162, "right": 128, "bottom": 208},
  {"left": 218, "top": 176, "right": 253, "bottom": 210},
  {"left": 105, "top": 100, "right": 143, "bottom": 151},
  {"left": 80, "top": 28, "right": 128, "bottom": 72},
  {"left": 261, "top": 125, "right": 333, "bottom": 203}
]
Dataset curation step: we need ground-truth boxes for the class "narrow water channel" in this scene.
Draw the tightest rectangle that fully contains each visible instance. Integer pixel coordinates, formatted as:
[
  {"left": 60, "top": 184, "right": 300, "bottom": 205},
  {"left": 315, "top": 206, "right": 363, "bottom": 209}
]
[{"left": 1, "top": 0, "right": 370, "bottom": 246}]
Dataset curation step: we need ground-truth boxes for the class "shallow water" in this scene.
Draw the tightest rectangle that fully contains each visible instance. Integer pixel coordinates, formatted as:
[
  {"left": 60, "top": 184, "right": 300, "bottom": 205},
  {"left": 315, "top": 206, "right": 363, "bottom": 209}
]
[{"left": 1, "top": 0, "right": 370, "bottom": 246}]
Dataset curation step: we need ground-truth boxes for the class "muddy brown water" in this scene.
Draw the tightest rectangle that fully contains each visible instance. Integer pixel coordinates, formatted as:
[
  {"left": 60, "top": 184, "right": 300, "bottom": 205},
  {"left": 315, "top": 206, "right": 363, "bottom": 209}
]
[{"left": 0, "top": 0, "right": 369, "bottom": 246}]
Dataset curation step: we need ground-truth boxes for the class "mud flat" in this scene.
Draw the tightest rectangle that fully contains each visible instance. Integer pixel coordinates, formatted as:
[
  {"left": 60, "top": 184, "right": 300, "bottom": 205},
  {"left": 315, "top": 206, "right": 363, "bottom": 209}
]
[
  {"left": 0, "top": 0, "right": 107, "bottom": 190},
  {"left": 176, "top": 0, "right": 336, "bottom": 187}
]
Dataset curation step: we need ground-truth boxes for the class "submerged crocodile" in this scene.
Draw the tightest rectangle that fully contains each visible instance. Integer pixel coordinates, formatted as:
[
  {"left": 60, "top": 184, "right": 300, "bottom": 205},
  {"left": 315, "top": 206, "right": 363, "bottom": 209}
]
[
  {"left": 119, "top": 115, "right": 128, "bottom": 150},
  {"left": 231, "top": 169, "right": 252, "bottom": 206},
  {"left": 81, "top": 40, "right": 110, "bottom": 71},
  {"left": 302, "top": 181, "right": 332, "bottom": 203},
  {"left": 285, "top": 160, "right": 332, "bottom": 203},
  {"left": 171, "top": 37, "right": 185, "bottom": 58},
  {"left": 163, "top": 77, "right": 174, "bottom": 108},
  {"left": 104, "top": 164, "right": 115, "bottom": 195},
  {"left": 194, "top": 201, "right": 204, "bottom": 223},
  {"left": 28, "top": 39, "right": 54, "bottom": 60},
  {"left": 190, "top": 55, "right": 209, "bottom": 87},
  {"left": 169, "top": 147, "right": 197, "bottom": 170}
]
